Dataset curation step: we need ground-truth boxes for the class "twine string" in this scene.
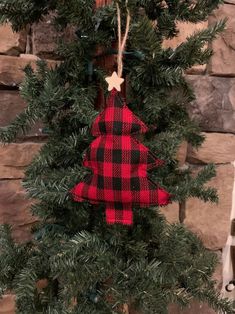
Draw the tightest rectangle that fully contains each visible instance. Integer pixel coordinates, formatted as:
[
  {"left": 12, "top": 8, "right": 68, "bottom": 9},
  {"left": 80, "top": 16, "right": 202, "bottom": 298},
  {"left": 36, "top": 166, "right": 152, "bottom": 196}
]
[{"left": 116, "top": 1, "right": 131, "bottom": 77}]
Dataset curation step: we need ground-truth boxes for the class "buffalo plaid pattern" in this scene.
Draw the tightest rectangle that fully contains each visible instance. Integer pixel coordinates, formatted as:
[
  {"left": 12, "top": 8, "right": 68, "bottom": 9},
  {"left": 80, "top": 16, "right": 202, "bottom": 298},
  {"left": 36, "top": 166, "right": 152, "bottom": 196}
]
[{"left": 71, "top": 89, "right": 171, "bottom": 225}]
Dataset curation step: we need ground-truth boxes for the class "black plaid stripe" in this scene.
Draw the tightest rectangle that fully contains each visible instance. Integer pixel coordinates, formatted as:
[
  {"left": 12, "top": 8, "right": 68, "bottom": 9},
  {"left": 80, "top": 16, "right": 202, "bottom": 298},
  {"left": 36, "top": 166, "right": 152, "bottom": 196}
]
[
  {"left": 96, "top": 147, "right": 105, "bottom": 162},
  {"left": 131, "top": 149, "right": 140, "bottom": 164},
  {"left": 112, "top": 149, "right": 122, "bottom": 163},
  {"left": 83, "top": 176, "right": 157, "bottom": 197},
  {"left": 130, "top": 177, "right": 141, "bottom": 191}
]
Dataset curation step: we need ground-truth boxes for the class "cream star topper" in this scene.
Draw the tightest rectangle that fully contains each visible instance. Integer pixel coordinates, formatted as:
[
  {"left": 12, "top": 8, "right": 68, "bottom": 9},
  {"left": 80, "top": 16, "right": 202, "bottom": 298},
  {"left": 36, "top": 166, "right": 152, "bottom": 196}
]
[{"left": 105, "top": 71, "right": 124, "bottom": 92}]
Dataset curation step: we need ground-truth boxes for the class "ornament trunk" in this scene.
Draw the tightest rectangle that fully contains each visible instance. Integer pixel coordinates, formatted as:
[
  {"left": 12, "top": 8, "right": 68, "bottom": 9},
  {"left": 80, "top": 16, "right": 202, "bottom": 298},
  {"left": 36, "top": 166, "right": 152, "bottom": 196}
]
[{"left": 0, "top": 1, "right": 233, "bottom": 314}]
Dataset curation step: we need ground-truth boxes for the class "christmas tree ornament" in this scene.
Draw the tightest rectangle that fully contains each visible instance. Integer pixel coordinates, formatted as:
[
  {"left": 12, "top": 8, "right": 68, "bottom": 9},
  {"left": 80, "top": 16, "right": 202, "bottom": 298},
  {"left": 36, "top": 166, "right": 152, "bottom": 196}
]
[
  {"left": 71, "top": 0, "right": 170, "bottom": 225},
  {"left": 71, "top": 89, "right": 170, "bottom": 225}
]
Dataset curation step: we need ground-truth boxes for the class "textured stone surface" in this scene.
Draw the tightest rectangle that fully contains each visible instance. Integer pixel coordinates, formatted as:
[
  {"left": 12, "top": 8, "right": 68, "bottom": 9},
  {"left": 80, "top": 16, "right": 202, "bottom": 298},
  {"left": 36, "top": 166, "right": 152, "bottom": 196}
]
[
  {"left": 0, "top": 143, "right": 42, "bottom": 167},
  {"left": 209, "top": 4, "right": 235, "bottom": 76},
  {"left": 0, "top": 180, "right": 37, "bottom": 242},
  {"left": 0, "top": 90, "right": 45, "bottom": 138},
  {"left": 0, "top": 143, "right": 42, "bottom": 179},
  {"left": 19, "top": 53, "right": 39, "bottom": 61},
  {"left": 161, "top": 202, "right": 179, "bottom": 224},
  {"left": 0, "top": 91, "right": 26, "bottom": 127},
  {"left": 32, "top": 14, "right": 75, "bottom": 58},
  {"left": 185, "top": 64, "right": 207, "bottom": 75},
  {"left": 0, "top": 295, "right": 15, "bottom": 314},
  {"left": 188, "top": 133, "right": 235, "bottom": 164},
  {"left": 0, "top": 55, "right": 30, "bottom": 86},
  {"left": 225, "top": 0, "right": 235, "bottom": 4},
  {"left": 185, "top": 164, "right": 234, "bottom": 250},
  {"left": 0, "top": 166, "right": 24, "bottom": 180},
  {"left": 163, "top": 21, "right": 208, "bottom": 74},
  {"left": 187, "top": 75, "right": 235, "bottom": 133},
  {"left": 0, "top": 55, "right": 58, "bottom": 86},
  {"left": 0, "top": 23, "right": 26, "bottom": 56}
]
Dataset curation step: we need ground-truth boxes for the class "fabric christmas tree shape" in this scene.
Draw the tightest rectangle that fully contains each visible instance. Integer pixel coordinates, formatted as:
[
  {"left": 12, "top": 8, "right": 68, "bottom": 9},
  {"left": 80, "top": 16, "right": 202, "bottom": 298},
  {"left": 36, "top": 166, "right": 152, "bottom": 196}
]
[{"left": 71, "top": 89, "right": 171, "bottom": 225}]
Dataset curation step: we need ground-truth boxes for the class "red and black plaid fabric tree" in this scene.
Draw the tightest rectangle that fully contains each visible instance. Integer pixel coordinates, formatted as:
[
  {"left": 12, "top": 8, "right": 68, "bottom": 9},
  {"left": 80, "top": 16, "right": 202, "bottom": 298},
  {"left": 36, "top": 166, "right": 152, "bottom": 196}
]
[{"left": 71, "top": 89, "right": 171, "bottom": 225}]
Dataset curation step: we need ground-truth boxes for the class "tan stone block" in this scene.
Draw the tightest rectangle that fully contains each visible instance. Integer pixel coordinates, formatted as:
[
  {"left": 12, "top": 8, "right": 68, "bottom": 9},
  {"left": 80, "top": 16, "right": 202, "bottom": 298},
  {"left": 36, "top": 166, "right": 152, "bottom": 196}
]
[
  {"left": 0, "top": 55, "right": 58, "bottom": 87},
  {"left": 187, "top": 75, "right": 235, "bottom": 133},
  {"left": 208, "top": 4, "right": 235, "bottom": 76},
  {"left": 185, "top": 164, "right": 234, "bottom": 250},
  {"left": 188, "top": 133, "right": 235, "bottom": 164},
  {"left": 0, "top": 91, "right": 26, "bottom": 127},
  {"left": 0, "top": 143, "right": 42, "bottom": 179},
  {"left": 161, "top": 202, "right": 179, "bottom": 224},
  {"left": 19, "top": 53, "right": 40, "bottom": 61},
  {"left": 0, "top": 294, "right": 15, "bottom": 314},
  {"left": 0, "top": 166, "right": 25, "bottom": 180},
  {"left": 185, "top": 64, "right": 206, "bottom": 75},
  {"left": 0, "top": 23, "right": 26, "bottom": 56},
  {"left": 0, "top": 143, "right": 42, "bottom": 167},
  {"left": 0, "top": 90, "right": 45, "bottom": 137},
  {"left": 0, "top": 55, "right": 27, "bottom": 86},
  {"left": 0, "top": 180, "right": 37, "bottom": 242}
]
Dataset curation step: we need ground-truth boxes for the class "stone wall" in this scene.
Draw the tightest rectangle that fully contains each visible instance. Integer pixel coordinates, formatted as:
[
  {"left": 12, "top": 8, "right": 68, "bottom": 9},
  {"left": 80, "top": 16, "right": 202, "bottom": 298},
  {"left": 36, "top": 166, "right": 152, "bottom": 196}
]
[
  {"left": 164, "top": 3, "right": 235, "bottom": 314},
  {"left": 0, "top": 17, "right": 58, "bottom": 314},
  {"left": 0, "top": 3, "right": 235, "bottom": 313}
]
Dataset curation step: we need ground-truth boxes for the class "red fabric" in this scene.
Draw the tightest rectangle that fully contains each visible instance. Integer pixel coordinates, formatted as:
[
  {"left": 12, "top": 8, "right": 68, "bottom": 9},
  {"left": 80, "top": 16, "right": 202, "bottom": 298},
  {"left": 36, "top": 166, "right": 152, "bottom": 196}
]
[{"left": 71, "top": 89, "right": 171, "bottom": 225}]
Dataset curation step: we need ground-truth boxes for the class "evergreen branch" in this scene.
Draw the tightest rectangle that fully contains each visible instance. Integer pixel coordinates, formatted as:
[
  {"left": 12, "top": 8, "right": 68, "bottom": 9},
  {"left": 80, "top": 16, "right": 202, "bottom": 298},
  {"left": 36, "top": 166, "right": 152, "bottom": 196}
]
[
  {"left": 0, "top": 0, "right": 56, "bottom": 31},
  {"left": 0, "top": 225, "right": 28, "bottom": 295},
  {"left": 22, "top": 169, "right": 79, "bottom": 204},
  {"left": 190, "top": 288, "right": 234, "bottom": 314},
  {"left": 130, "top": 15, "right": 161, "bottom": 55},
  {"left": 24, "top": 129, "right": 91, "bottom": 177},
  {"left": 169, "top": 20, "right": 226, "bottom": 69},
  {"left": 167, "top": 164, "right": 218, "bottom": 203},
  {"left": 182, "top": 0, "right": 224, "bottom": 23}
]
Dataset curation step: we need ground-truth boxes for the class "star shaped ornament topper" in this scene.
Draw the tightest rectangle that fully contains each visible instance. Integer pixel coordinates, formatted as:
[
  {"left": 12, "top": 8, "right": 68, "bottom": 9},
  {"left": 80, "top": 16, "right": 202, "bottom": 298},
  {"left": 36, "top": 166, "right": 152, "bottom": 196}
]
[{"left": 105, "top": 71, "right": 124, "bottom": 92}]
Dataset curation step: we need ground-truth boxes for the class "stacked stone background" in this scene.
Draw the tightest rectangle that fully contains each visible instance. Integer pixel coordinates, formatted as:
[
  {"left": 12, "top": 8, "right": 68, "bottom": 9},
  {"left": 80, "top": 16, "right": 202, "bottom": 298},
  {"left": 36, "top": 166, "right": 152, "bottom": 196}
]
[{"left": 0, "top": 3, "right": 235, "bottom": 313}]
